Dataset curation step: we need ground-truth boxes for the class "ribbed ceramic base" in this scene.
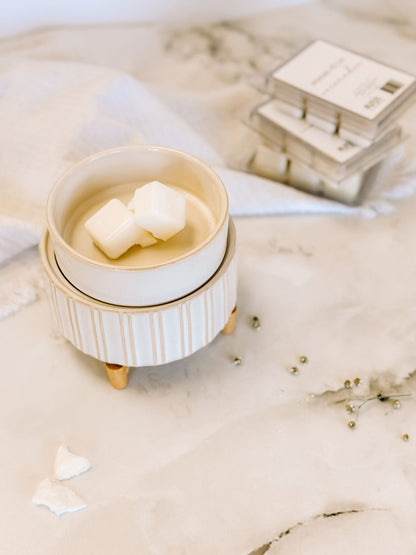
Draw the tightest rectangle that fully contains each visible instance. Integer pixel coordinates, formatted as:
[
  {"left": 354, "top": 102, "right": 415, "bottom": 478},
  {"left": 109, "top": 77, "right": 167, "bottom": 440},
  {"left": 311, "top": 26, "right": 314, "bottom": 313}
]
[{"left": 40, "top": 220, "right": 237, "bottom": 367}]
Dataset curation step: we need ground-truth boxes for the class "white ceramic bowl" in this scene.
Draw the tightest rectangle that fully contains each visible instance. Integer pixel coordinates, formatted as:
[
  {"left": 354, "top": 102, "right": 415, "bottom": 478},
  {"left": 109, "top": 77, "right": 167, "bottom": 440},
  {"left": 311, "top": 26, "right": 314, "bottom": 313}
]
[
  {"left": 47, "top": 145, "right": 229, "bottom": 306},
  {"left": 40, "top": 220, "right": 237, "bottom": 367}
]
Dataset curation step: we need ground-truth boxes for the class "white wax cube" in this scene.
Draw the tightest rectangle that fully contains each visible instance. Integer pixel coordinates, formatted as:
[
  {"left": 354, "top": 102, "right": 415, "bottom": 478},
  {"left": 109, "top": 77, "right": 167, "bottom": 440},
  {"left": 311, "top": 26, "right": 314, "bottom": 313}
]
[
  {"left": 338, "top": 126, "right": 372, "bottom": 148},
  {"left": 85, "top": 198, "right": 145, "bottom": 259},
  {"left": 249, "top": 144, "right": 288, "bottom": 182},
  {"left": 306, "top": 112, "right": 337, "bottom": 134},
  {"left": 287, "top": 160, "right": 323, "bottom": 193},
  {"left": 274, "top": 99, "right": 304, "bottom": 119},
  {"left": 129, "top": 181, "right": 186, "bottom": 241},
  {"left": 322, "top": 172, "right": 363, "bottom": 203}
]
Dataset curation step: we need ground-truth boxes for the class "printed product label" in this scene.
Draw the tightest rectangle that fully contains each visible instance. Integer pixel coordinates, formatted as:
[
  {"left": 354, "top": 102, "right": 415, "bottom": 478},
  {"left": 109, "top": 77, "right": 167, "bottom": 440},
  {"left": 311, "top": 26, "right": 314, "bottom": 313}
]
[{"left": 271, "top": 40, "right": 415, "bottom": 120}]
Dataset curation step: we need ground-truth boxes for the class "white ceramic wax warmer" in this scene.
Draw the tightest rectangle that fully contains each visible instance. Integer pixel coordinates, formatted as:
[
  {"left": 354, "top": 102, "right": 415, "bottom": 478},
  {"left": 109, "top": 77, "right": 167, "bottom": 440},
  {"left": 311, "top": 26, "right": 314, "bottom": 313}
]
[{"left": 42, "top": 145, "right": 237, "bottom": 389}]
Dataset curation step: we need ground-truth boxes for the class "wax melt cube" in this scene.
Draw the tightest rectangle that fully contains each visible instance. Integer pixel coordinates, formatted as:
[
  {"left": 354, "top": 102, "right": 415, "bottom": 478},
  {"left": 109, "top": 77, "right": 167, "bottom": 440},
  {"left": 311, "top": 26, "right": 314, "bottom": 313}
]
[
  {"left": 338, "top": 126, "right": 372, "bottom": 148},
  {"left": 249, "top": 144, "right": 288, "bottom": 181},
  {"left": 85, "top": 198, "right": 145, "bottom": 259},
  {"left": 322, "top": 173, "right": 363, "bottom": 203},
  {"left": 287, "top": 160, "right": 322, "bottom": 192},
  {"left": 129, "top": 181, "right": 186, "bottom": 241},
  {"left": 274, "top": 99, "right": 304, "bottom": 119},
  {"left": 305, "top": 112, "right": 337, "bottom": 134}
]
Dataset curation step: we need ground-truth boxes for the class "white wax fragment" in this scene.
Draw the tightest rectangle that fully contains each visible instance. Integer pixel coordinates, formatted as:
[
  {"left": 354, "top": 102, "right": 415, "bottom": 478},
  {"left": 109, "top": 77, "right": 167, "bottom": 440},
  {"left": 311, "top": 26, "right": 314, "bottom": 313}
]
[
  {"left": 323, "top": 172, "right": 363, "bottom": 203},
  {"left": 338, "top": 126, "right": 372, "bottom": 147},
  {"left": 249, "top": 144, "right": 288, "bottom": 181},
  {"left": 85, "top": 199, "right": 140, "bottom": 259},
  {"left": 306, "top": 112, "right": 337, "bottom": 134},
  {"left": 136, "top": 229, "right": 157, "bottom": 247},
  {"left": 274, "top": 99, "right": 304, "bottom": 119},
  {"left": 287, "top": 160, "right": 323, "bottom": 192},
  {"left": 32, "top": 478, "right": 87, "bottom": 516},
  {"left": 53, "top": 445, "right": 91, "bottom": 481},
  {"left": 130, "top": 181, "right": 186, "bottom": 241}
]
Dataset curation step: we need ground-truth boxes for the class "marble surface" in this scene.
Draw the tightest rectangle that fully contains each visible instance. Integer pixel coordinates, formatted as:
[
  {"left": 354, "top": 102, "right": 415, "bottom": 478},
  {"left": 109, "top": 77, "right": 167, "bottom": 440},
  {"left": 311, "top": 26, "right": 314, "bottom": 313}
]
[{"left": 3, "top": 1, "right": 416, "bottom": 553}]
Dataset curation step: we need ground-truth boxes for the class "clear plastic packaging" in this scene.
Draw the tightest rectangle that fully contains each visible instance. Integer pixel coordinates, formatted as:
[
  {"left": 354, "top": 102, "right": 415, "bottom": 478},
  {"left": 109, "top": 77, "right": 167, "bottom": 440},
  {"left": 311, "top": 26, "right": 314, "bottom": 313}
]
[
  {"left": 248, "top": 98, "right": 403, "bottom": 181},
  {"left": 264, "top": 40, "right": 416, "bottom": 143},
  {"left": 247, "top": 141, "right": 378, "bottom": 205}
]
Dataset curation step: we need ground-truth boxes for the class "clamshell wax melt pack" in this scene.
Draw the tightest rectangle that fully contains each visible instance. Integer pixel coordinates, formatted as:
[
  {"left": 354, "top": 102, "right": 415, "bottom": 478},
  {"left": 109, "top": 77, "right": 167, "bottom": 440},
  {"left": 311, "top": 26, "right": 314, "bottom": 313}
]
[
  {"left": 247, "top": 39, "right": 416, "bottom": 204},
  {"left": 249, "top": 140, "right": 373, "bottom": 204},
  {"left": 249, "top": 99, "right": 402, "bottom": 181},
  {"left": 247, "top": 98, "right": 403, "bottom": 203},
  {"left": 265, "top": 39, "right": 416, "bottom": 144}
]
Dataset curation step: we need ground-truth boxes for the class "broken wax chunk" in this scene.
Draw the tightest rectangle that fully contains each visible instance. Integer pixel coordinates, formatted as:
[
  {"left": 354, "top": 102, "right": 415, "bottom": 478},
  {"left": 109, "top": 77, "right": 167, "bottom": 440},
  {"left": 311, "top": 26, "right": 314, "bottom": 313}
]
[
  {"left": 32, "top": 478, "right": 87, "bottom": 516},
  {"left": 129, "top": 181, "right": 186, "bottom": 241},
  {"left": 54, "top": 445, "right": 91, "bottom": 481},
  {"left": 135, "top": 227, "right": 157, "bottom": 248}
]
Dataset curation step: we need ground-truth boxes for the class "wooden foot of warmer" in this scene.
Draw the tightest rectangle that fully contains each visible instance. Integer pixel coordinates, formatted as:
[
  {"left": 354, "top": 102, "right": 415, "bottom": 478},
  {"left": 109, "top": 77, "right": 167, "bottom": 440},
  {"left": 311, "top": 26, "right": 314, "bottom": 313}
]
[
  {"left": 105, "top": 306, "right": 237, "bottom": 388},
  {"left": 105, "top": 363, "right": 130, "bottom": 389},
  {"left": 221, "top": 306, "right": 237, "bottom": 335}
]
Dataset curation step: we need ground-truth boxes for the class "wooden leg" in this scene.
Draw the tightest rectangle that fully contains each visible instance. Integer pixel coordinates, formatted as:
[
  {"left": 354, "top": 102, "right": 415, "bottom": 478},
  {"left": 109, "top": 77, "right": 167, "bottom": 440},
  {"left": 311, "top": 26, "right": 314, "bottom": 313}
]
[
  {"left": 221, "top": 306, "right": 237, "bottom": 335},
  {"left": 105, "top": 363, "right": 130, "bottom": 389}
]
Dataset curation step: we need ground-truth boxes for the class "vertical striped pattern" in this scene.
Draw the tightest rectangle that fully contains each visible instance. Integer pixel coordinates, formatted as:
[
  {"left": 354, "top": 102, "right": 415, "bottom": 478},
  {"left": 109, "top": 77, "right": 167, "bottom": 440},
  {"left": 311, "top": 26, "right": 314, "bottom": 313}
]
[
  {"left": 204, "top": 292, "right": 209, "bottom": 345},
  {"left": 222, "top": 277, "right": 227, "bottom": 325},
  {"left": 149, "top": 312, "right": 158, "bottom": 364},
  {"left": 45, "top": 277, "right": 61, "bottom": 333},
  {"left": 43, "top": 250, "right": 237, "bottom": 367},
  {"left": 127, "top": 314, "right": 137, "bottom": 367},
  {"left": 98, "top": 311, "right": 108, "bottom": 362},
  {"left": 65, "top": 298, "right": 77, "bottom": 346},
  {"left": 178, "top": 305, "right": 186, "bottom": 359},
  {"left": 89, "top": 307, "right": 100, "bottom": 360},
  {"left": 51, "top": 285, "right": 63, "bottom": 333},
  {"left": 119, "top": 313, "right": 128, "bottom": 365},
  {"left": 209, "top": 289, "right": 215, "bottom": 341},
  {"left": 186, "top": 303, "right": 192, "bottom": 356},
  {"left": 72, "top": 302, "right": 83, "bottom": 353},
  {"left": 158, "top": 312, "right": 166, "bottom": 365}
]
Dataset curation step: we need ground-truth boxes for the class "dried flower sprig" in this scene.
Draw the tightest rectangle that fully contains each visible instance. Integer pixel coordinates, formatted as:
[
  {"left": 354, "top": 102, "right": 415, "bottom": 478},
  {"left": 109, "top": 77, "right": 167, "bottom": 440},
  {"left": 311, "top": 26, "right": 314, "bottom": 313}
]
[{"left": 343, "top": 392, "right": 413, "bottom": 430}]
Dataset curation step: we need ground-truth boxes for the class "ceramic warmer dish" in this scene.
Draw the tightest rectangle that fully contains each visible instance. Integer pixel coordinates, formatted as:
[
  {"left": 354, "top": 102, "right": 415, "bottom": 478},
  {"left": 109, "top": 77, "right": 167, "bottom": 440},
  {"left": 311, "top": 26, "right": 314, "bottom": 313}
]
[
  {"left": 46, "top": 145, "right": 229, "bottom": 307},
  {"left": 41, "top": 145, "right": 237, "bottom": 389}
]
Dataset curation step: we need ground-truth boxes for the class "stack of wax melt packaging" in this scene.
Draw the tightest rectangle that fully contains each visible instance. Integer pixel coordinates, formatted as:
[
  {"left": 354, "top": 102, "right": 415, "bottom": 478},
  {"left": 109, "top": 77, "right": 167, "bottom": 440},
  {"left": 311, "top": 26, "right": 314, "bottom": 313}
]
[{"left": 247, "top": 40, "right": 416, "bottom": 204}]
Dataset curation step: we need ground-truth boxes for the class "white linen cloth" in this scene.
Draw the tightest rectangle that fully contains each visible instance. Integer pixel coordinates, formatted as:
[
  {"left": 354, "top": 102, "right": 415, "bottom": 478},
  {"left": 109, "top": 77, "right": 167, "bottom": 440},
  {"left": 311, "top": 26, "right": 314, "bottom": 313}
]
[{"left": 0, "top": 24, "right": 415, "bottom": 319}]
